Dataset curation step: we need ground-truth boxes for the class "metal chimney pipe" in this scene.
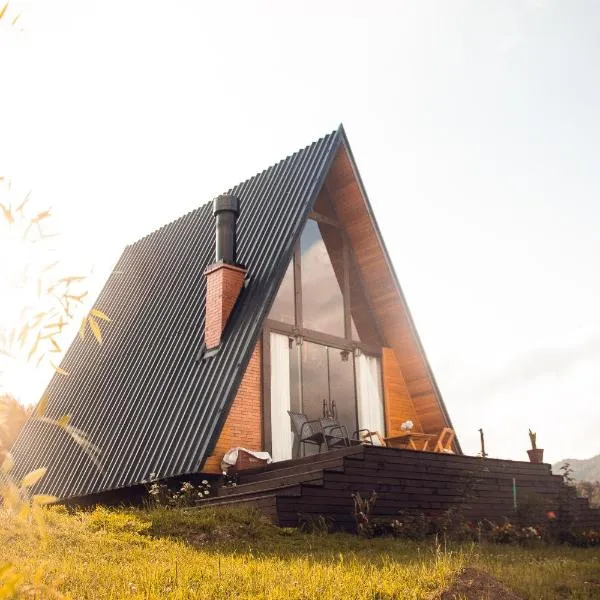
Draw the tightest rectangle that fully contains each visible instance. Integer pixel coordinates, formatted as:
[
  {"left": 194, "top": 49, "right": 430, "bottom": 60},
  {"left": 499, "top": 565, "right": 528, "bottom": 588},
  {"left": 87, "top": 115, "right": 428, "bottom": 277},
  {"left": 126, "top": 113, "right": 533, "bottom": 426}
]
[{"left": 213, "top": 194, "right": 240, "bottom": 264}]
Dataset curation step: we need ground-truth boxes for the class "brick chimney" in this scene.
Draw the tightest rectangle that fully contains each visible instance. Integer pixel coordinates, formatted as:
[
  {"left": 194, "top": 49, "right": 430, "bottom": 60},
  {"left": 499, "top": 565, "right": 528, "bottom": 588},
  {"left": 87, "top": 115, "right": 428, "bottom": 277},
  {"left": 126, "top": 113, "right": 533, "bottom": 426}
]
[{"left": 204, "top": 195, "right": 246, "bottom": 350}]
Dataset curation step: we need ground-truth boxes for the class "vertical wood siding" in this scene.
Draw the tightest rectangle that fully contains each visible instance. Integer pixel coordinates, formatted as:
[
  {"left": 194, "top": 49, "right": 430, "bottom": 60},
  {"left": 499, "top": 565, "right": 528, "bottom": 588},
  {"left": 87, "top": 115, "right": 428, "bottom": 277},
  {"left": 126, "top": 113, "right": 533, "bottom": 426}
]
[{"left": 381, "top": 347, "right": 423, "bottom": 435}]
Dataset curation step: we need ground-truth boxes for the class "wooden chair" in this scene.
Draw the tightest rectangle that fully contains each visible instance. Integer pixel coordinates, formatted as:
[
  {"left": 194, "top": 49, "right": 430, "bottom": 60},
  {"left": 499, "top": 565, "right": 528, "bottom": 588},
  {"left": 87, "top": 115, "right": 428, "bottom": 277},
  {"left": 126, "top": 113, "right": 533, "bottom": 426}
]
[
  {"left": 433, "top": 427, "right": 455, "bottom": 453},
  {"left": 357, "top": 430, "right": 386, "bottom": 447}
]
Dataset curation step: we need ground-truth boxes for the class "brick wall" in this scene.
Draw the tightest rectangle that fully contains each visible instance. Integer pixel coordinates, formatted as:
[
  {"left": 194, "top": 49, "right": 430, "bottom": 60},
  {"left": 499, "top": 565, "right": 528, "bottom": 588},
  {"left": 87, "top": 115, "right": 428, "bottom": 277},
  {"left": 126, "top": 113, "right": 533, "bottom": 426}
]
[
  {"left": 203, "top": 341, "right": 263, "bottom": 473},
  {"left": 204, "top": 262, "right": 247, "bottom": 349}
]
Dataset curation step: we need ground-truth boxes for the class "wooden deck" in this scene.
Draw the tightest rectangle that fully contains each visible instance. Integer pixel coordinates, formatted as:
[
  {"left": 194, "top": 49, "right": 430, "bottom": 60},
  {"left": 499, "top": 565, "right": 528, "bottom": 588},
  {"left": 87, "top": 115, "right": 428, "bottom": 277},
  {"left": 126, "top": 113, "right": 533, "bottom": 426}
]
[{"left": 201, "top": 446, "right": 600, "bottom": 531}]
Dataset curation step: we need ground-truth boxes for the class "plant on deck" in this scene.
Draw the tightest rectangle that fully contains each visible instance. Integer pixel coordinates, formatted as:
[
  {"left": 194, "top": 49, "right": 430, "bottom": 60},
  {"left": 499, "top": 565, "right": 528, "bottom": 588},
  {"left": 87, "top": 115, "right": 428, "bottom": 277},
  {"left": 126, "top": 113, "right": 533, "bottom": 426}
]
[{"left": 528, "top": 429, "right": 537, "bottom": 450}]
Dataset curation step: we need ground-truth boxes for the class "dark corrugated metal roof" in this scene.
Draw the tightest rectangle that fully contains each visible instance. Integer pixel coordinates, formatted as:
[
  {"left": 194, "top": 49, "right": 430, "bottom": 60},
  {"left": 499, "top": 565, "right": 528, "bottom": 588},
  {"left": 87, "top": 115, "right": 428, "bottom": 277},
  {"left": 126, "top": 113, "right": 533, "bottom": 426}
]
[{"left": 11, "top": 128, "right": 342, "bottom": 499}]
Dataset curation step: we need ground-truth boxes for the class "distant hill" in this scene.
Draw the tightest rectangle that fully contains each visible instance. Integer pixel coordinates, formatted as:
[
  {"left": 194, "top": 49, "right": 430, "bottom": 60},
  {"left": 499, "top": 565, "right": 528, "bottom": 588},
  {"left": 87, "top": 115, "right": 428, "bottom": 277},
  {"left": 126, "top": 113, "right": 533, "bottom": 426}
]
[{"left": 553, "top": 453, "right": 600, "bottom": 482}]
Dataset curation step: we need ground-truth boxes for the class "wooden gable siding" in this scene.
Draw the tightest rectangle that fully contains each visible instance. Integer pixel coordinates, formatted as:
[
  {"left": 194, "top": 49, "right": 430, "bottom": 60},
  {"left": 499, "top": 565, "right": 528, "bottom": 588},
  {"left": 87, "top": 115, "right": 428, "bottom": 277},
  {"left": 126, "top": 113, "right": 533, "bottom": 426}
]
[
  {"left": 325, "top": 145, "right": 451, "bottom": 437},
  {"left": 382, "top": 348, "right": 423, "bottom": 435},
  {"left": 203, "top": 341, "right": 263, "bottom": 473}
]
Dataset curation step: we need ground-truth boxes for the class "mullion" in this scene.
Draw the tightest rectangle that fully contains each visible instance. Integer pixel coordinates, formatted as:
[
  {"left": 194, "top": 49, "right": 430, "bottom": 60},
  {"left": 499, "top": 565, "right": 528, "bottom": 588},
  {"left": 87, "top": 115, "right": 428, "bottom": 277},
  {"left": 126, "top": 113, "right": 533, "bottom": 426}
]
[{"left": 293, "top": 242, "right": 302, "bottom": 330}]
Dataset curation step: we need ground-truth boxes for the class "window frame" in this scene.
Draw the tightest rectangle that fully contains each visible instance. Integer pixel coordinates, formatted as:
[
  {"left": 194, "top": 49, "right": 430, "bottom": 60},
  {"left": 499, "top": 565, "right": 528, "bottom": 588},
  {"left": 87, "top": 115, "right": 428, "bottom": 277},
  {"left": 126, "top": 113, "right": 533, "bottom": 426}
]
[{"left": 262, "top": 195, "right": 387, "bottom": 453}]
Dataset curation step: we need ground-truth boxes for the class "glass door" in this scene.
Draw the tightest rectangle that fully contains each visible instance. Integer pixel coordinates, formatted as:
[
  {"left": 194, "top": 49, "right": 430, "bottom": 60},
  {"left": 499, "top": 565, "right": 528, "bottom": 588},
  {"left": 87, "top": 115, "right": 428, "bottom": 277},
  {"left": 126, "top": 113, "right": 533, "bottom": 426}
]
[
  {"left": 299, "top": 341, "right": 329, "bottom": 424},
  {"left": 299, "top": 341, "right": 357, "bottom": 454},
  {"left": 298, "top": 341, "right": 329, "bottom": 456},
  {"left": 270, "top": 336, "right": 361, "bottom": 460},
  {"left": 327, "top": 346, "right": 357, "bottom": 441}
]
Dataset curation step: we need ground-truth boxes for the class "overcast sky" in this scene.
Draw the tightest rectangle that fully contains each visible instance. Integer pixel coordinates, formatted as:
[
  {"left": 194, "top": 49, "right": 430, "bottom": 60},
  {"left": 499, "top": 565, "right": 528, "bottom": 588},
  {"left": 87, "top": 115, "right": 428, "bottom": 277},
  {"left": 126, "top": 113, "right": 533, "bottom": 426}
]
[{"left": 2, "top": 0, "right": 599, "bottom": 463}]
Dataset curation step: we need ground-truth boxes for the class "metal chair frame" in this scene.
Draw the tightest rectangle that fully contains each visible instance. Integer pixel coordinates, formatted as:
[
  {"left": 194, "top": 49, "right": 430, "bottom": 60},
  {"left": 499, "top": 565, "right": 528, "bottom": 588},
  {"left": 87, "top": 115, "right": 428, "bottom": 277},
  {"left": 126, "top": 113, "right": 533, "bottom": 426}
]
[
  {"left": 320, "top": 418, "right": 351, "bottom": 449},
  {"left": 288, "top": 411, "right": 327, "bottom": 458}
]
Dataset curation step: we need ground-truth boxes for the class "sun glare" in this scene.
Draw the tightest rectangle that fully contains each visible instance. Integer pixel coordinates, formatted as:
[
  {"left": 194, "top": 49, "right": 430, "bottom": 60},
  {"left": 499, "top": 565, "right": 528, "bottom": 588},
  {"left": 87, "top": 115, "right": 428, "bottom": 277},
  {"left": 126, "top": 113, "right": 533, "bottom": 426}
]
[{"left": 0, "top": 179, "right": 87, "bottom": 403}]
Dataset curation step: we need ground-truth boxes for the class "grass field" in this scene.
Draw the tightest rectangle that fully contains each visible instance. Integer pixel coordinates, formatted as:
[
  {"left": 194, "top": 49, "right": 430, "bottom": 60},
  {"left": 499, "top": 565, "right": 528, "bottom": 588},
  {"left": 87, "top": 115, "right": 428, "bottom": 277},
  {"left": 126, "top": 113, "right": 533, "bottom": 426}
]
[{"left": 0, "top": 505, "right": 599, "bottom": 599}]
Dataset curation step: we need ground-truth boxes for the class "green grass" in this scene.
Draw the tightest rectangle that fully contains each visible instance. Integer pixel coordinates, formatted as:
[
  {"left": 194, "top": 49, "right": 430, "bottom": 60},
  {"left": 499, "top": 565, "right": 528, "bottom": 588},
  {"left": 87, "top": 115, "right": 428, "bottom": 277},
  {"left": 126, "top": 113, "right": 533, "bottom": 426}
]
[
  {"left": 0, "top": 505, "right": 599, "bottom": 599},
  {"left": 474, "top": 545, "right": 600, "bottom": 599}
]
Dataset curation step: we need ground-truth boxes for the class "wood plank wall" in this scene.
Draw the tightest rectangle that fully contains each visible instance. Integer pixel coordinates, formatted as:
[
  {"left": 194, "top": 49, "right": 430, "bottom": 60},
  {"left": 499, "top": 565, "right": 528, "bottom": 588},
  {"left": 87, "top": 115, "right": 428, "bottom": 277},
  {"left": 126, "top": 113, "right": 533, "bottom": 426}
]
[
  {"left": 202, "top": 341, "right": 263, "bottom": 473},
  {"left": 275, "top": 447, "right": 600, "bottom": 530},
  {"left": 325, "top": 145, "right": 453, "bottom": 439},
  {"left": 382, "top": 348, "right": 423, "bottom": 435}
]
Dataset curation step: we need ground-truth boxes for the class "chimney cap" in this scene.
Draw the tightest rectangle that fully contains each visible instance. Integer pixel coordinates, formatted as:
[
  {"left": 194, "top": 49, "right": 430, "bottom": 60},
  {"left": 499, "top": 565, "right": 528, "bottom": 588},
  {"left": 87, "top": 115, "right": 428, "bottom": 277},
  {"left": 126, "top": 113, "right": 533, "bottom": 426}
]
[{"left": 213, "top": 194, "right": 240, "bottom": 216}]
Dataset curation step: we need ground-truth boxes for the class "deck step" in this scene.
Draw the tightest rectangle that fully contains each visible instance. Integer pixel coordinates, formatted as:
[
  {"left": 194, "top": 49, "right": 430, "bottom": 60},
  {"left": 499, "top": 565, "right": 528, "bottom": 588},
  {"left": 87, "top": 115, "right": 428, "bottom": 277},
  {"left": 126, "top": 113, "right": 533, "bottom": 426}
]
[
  {"left": 237, "top": 456, "right": 349, "bottom": 484},
  {"left": 233, "top": 446, "right": 364, "bottom": 481},
  {"left": 202, "top": 483, "right": 305, "bottom": 506},
  {"left": 218, "top": 473, "right": 327, "bottom": 497},
  {"left": 196, "top": 493, "right": 279, "bottom": 511}
]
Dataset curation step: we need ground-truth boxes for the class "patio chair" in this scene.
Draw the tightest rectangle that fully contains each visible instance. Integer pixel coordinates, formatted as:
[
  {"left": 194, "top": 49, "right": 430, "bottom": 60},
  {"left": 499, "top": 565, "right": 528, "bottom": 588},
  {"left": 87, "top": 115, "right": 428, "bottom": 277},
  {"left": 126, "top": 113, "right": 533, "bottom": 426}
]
[
  {"left": 355, "top": 430, "right": 386, "bottom": 446},
  {"left": 288, "top": 411, "right": 327, "bottom": 458},
  {"left": 433, "top": 427, "right": 455, "bottom": 453},
  {"left": 320, "top": 418, "right": 351, "bottom": 449}
]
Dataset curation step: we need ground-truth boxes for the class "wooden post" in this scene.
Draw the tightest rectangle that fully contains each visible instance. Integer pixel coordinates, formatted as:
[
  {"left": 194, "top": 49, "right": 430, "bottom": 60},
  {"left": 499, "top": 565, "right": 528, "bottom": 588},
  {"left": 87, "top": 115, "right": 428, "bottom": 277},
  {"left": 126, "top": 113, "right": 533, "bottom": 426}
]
[{"left": 478, "top": 428, "right": 488, "bottom": 458}]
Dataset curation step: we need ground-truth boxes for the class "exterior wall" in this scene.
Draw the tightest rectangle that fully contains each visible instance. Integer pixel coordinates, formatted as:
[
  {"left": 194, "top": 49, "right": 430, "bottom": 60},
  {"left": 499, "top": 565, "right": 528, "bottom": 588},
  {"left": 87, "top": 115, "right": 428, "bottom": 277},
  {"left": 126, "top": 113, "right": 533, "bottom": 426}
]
[
  {"left": 381, "top": 347, "right": 423, "bottom": 435},
  {"left": 202, "top": 341, "right": 263, "bottom": 473}
]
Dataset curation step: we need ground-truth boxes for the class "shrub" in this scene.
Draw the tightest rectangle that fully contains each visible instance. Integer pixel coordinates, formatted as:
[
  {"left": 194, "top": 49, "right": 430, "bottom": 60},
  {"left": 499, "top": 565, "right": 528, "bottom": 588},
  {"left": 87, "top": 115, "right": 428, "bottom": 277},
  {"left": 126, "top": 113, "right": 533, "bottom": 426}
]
[
  {"left": 368, "top": 509, "right": 478, "bottom": 542},
  {"left": 147, "top": 480, "right": 211, "bottom": 508},
  {"left": 515, "top": 492, "right": 552, "bottom": 526},
  {"left": 483, "top": 518, "right": 545, "bottom": 545},
  {"left": 351, "top": 491, "right": 377, "bottom": 538},
  {"left": 391, "top": 511, "right": 431, "bottom": 541},
  {"left": 222, "top": 472, "right": 239, "bottom": 488},
  {"left": 559, "top": 528, "right": 600, "bottom": 548},
  {"left": 432, "top": 507, "right": 478, "bottom": 542},
  {"left": 297, "top": 513, "right": 334, "bottom": 535},
  {"left": 486, "top": 519, "right": 520, "bottom": 544}
]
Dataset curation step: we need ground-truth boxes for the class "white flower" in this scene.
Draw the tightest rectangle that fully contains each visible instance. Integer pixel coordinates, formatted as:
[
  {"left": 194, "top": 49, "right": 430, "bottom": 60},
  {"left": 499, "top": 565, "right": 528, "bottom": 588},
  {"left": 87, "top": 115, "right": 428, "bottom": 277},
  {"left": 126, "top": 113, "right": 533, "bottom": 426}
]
[
  {"left": 401, "top": 420, "right": 414, "bottom": 431},
  {"left": 201, "top": 480, "right": 208, "bottom": 485}
]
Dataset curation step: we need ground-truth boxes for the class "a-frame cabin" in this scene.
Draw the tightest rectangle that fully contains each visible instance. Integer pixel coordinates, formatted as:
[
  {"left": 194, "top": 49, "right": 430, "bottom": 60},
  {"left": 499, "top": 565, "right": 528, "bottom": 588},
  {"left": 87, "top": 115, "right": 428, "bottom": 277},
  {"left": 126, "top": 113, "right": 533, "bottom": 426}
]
[{"left": 11, "top": 126, "right": 459, "bottom": 501}]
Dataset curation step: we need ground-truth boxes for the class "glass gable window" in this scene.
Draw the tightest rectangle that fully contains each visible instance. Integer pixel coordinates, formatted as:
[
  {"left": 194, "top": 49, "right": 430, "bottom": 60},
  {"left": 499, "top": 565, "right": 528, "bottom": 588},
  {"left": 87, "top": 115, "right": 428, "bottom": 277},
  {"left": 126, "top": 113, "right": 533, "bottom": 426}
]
[
  {"left": 300, "top": 220, "right": 345, "bottom": 337},
  {"left": 268, "top": 261, "right": 295, "bottom": 324},
  {"left": 267, "top": 214, "right": 382, "bottom": 350},
  {"left": 349, "top": 258, "right": 381, "bottom": 347}
]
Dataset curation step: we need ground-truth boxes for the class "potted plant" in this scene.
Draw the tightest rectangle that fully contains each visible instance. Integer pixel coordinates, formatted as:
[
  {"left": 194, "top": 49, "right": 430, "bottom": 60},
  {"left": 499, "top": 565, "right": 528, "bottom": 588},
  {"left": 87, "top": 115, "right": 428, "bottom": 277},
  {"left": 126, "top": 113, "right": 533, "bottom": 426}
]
[{"left": 527, "top": 429, "right": 544, "bottom": 463}]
